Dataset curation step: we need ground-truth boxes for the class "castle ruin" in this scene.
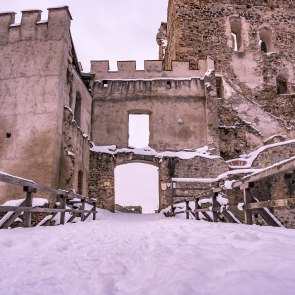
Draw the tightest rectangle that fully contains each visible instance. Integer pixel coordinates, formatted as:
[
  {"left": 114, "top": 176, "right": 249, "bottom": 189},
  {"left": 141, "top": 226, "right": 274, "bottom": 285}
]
[{"left": 0, "top": 1, "right": 294, "bottom": 226}]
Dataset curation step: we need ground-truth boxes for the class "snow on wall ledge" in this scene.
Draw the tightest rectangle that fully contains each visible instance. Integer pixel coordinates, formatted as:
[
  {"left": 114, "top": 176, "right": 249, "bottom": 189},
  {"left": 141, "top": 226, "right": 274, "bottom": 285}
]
[
  {"left": 90, "top": 56, "right": 214, "bottom": 80},
  {"left": 90, "top": 145, "right": 220, "bottom": 160},
  {"left": 227, "top": 138, "right": 295, "bottom": 169}
]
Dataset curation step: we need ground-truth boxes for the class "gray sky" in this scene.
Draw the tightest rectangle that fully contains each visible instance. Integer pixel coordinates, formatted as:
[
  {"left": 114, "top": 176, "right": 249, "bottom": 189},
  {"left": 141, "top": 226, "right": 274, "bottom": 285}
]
[{"left": 3, "top": 0, "right": 168, "bottom": 71}]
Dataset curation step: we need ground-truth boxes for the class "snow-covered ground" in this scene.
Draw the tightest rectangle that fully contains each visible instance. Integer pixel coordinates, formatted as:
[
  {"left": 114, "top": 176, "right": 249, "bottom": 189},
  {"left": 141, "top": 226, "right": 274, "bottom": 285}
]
[{"left": 1, "top": 211, "right": 295, "bottom": 295}]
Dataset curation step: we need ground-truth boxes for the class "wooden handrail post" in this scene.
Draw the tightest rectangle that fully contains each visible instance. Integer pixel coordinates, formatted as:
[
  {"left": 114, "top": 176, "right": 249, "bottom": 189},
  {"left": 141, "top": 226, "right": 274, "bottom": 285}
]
[
  {"left": 23, "top": 186, "right": 36, "bottom": 228},
  {"left": 242, "top": 184, "right": 252, "bottom": 225},
  {"left": 92, "top": 201, "right": 96, "bottom": 221},
  {"left": 171, "top": 181, "right": 175, "bottom": 213},
  {"left": 195, "top": 198, "right": 200, "bottom": 220},
  {"left": 185, "top": 199, "right": 189, "bottom": 220},
  {"left": 81, "top": 198, "right": 85, "bottom": 222},
  {"left": 60, "top": 195, "right": 66, "bottom": 225},
  {"left": 212, "top": 192, "right": 218, "bottom": 222}
]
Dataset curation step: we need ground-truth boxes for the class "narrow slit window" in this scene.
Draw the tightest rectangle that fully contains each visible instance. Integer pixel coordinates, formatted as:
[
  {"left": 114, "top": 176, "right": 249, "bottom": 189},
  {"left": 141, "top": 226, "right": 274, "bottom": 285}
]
[
  {"left": 230, "top": 18, "right": 243, "bottom": 52},
  {"left": 259, "top": 28, "right": 273, "bottom": 53},
  {"left": 260, "top": 41, "right": 267, "bottom": 53},
  {"left": 231, "top": 33, "right": 238, "bottom": 51},
  {"left": 216, "top": 77, "right": 224, "bottom": 98},
  {"left": 74, "top": 92, "right": 82, "bottom": 126},
  {"left": 128, "top": 114, "right": 150, "bottom": 148}
]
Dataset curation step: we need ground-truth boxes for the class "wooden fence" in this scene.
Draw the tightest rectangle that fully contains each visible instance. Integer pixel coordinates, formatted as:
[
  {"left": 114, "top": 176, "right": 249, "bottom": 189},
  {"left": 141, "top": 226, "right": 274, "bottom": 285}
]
[
  {"left": 171, "top": 157, "right": 295, "bottom": 227},
  {"left": 0, "top": 172, "right": 97, "bottom": 229}
]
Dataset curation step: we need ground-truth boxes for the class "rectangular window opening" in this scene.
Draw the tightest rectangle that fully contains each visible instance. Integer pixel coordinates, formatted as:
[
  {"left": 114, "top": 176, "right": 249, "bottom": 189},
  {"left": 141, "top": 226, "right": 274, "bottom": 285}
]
[
  {"left": 128, "top": 114, "right": 150, "bottom": 148},
  {"left": 216, "top": 77, "right": 224, "bottom": 98},
  {"left": 103, "top": 80, "right": 108, "bottom": 87}
]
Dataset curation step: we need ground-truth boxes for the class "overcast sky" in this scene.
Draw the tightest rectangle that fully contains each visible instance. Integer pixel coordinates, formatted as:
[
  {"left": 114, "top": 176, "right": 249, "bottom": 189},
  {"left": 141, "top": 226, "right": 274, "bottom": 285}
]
[{"left": 3, "top": 0, "right": 168, "bottom": 71}]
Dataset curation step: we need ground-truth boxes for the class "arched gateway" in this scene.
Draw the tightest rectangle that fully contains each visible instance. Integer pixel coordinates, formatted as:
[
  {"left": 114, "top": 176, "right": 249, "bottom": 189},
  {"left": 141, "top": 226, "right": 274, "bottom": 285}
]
[
  {"left": 88, "top": 146, "right": 228, "bottom": 212},
  {"left": 88, "top": 58, "right": 227, "bottom": 212}
]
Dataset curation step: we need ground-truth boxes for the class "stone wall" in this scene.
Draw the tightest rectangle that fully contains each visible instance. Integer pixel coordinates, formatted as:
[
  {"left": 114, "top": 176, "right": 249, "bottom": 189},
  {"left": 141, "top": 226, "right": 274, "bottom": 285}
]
[
  {"left": 91, "top": 78, "right": 209, "bottom": 151},
  {"left": 0, "top": 7, "right": 92, "bottom": 202},
  {"left": 248, "top": 173, "right": 295, "bottom": 228},
  {"left": 89, "top": 150, "right": 229, "bottom": 212},
  {"left": 0, "top": 8, "right": 71, "bottom": 202},
  {"left": 252, "top": 141, "right": 295, "bottom": 168},
  {"left": 59, "top": 108, "right": 91, "bottom": 196},
  {"left": 164, "top": 0, "right": 295, "bottom": 158}
]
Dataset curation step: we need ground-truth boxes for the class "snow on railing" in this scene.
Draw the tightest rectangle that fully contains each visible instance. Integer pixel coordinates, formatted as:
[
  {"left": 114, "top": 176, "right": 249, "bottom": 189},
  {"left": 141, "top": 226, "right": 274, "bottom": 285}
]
[
  {"left": 168, "top": 156, "right": 295, "bottom": 227},
  {"left": 0, "top": 171, "right": 97, "bottom": 229}
]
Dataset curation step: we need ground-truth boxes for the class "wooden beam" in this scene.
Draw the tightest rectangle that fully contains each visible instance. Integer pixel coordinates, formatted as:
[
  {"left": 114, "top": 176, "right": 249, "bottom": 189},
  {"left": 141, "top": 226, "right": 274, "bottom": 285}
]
[
  {"left": 0, "top": 172, "right": 87, "bottom": 200},
  {"left": 243, "top": 188, "right": 252, "bottom": 225},
  {"left": 60, "top": 196, "right": 66, "bottom": 225},
  {"left": 245, "top": 198, "right": 295, "bottom": 210},
  {"left": 0, "top": 199, "right": 27, "bottom": 229},
  {"left": 80, "top": 199, "right": 86, "bottom": 222},
  {"left": 212, "top": 193, "right": 218, "bottom": 222},
  {"left": 185, "top": 200, "right": 190, "bottom": 220},
  {"left": 23, "top": 188, "right": 33, "bottom": 228},
  {"left": 195, "top": 198, "right": 200, "bottom": 220},
  {"left": 67, "top": 211, "right": 80, "bottom": 223},
  {"left": 41, "top": 213, "right": 58, "bottom": 226},
  {"left": 202, "top": 211, "right": 213, "bottom": 222},
  {"left": 222, "top": 210, "right": 239, "bottom": 223},
  {"left": 255, "top": 208, "right": 281, "bottom": 227},
  {"left": 0, "top": 206, "right": 93, "bottom": 214}
]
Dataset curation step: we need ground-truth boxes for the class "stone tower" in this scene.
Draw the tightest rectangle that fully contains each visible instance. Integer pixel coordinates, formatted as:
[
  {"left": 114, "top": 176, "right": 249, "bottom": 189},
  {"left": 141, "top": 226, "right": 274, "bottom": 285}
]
[
  {"left": 162, "top": 0, "right": 295, "bottom": 159},
  {"left": 0, "top": 7, "right": 92, "bottom": 201}
]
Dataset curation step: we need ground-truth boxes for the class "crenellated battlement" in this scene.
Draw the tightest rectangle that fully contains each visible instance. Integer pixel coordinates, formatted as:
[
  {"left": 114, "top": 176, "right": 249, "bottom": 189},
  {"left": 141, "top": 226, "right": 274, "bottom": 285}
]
[
  {"left": 0, "top": 6, "right": 72, "bottom": 45},
  {"left": 91, "top": 56, "right": 214, "bottom": 80}
]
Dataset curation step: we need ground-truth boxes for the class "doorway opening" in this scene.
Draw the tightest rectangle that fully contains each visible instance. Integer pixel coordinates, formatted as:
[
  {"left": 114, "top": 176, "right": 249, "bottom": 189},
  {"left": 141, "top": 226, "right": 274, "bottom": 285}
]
[
  {"left": 128, "top": 114, "right": 150, "bottom": 148},
  {"left": 115, "top": 163, "right": 159, "bottom": 213}
]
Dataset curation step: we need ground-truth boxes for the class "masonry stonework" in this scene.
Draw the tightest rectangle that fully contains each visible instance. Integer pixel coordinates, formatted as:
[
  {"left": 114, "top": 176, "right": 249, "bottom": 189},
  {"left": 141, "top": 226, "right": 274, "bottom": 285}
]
[
  {"left": 89, "top": 149, "right": 229, "bottom": 212},
  {"left": 0, "top": 3, "right": 294, "bottom": 228},
  {"left": 163, "top": 0, "right": 295, "bottom": 159}
]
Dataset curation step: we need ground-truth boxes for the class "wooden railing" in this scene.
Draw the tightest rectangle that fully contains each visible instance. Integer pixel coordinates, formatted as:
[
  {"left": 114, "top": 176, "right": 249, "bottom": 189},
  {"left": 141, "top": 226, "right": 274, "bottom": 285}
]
[
  {"left": 171, "top": 157, "right": 295, "bottom": 227},
  {"left": 0, "top": 172, "right": 97, "bottom": 229}
]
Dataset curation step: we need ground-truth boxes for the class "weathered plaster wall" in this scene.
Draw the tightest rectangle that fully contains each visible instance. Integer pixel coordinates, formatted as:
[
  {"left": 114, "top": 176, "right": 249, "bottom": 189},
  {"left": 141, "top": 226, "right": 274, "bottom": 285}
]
[
  {"left": 91, "top": 79, "right": 208, "bottom": 151},
  {"left": 0, "top": 7, "right": 92, "bottom": 202},
  {"left": 0, "top": 8, "right": 72, "bottom": 202}
]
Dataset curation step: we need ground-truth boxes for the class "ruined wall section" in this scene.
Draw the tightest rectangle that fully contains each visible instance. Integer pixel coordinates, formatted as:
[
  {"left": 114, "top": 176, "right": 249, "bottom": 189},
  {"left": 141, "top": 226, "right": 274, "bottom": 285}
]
[
  {"left": 91, "top": 58, "right": 218, "bottom": 152},
  {"left": 251, "top": 141, "right": 295, "bottom": 168},
  {"left": 58, "top": 63, "right": 93, "bottom": 195},
  {"left": 59, "top": 108, "right": 91, "bottom": 196},
  {"left": 164, "top": 0, "right": 295, "bottom": 158}
]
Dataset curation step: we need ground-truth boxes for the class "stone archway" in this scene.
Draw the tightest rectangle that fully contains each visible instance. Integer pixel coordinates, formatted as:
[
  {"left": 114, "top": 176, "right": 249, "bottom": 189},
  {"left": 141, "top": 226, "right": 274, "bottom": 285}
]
[
  {"left": 89, "top": 151, "right": 164, "bottom": 212},
  {"left": 89, "top": 149, "right": 229, "bottom": 212}
]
